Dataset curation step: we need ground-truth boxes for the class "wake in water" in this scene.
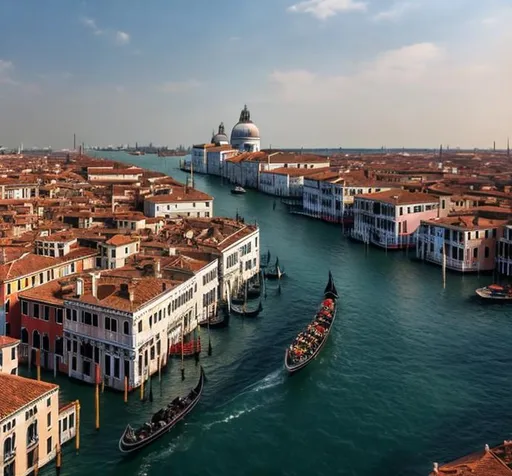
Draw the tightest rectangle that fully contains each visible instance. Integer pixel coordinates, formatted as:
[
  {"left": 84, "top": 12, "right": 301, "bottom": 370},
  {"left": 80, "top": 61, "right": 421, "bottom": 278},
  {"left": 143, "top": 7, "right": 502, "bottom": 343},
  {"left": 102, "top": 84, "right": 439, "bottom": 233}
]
[{"left": 202, "top": 368, "right": 285, "bottom": 430}]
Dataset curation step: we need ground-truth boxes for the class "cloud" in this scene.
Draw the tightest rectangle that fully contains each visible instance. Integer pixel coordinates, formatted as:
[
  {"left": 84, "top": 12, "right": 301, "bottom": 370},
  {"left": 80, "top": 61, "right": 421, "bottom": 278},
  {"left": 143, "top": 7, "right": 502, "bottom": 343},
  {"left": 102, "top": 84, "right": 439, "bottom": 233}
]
[
  {"left": 159, "top": 79, "right": 201, "bottom": 93},
  {"left": 81, "top": 17, "right": 102, "bottom": 35},
  {"left": 115, "top": 31, "right": 130, "bottom": 46},
  {"left": 373, "top": 1, "right": 418, "bottom": 21},
  {"left": 81, "top": 17, "right": 130, "bottom": 46},
  {"left": 287, "top": 0, "right": 367, "bottom": 19},
  {"left": 0, "top": 60, "right": 17, "bottom": 85},
  {"left": 270, "top": 42, "right": 445, "bottom": 103}
]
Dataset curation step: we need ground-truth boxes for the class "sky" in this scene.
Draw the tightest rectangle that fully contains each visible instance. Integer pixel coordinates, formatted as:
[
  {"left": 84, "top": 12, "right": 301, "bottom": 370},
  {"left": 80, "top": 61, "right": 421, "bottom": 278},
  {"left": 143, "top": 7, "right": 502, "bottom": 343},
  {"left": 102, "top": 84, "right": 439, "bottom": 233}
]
[{"left": 0, "top": 0, "right": 512, "bottom": 149}]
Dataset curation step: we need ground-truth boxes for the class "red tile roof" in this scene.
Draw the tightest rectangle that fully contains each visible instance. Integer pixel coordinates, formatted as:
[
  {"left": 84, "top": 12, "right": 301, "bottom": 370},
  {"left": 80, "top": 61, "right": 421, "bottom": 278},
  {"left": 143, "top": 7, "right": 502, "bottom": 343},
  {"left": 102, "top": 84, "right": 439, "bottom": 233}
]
[
  {"left": 105, "top": 235, "right": 138, "bottom": 246},
  {"left": 431, "top": 447, "right": 512, "bottom": 476},
  {"left": 0, "top": 336, "right": 19, "bottom": 348},
  {"left": 145, "top": 188, "right": 213, "bottom": 203},
  {"left": 356, "top": 189, "right": 438, "bottom": 205},
  {"left": 0, "top": 373, "right": 57, "bottom": 419}
]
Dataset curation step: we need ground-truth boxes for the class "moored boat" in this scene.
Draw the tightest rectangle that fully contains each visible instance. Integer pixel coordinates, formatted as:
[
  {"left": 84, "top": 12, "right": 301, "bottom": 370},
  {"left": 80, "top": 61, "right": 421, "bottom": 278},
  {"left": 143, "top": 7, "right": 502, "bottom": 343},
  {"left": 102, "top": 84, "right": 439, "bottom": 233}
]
[
  {"left": 231, "top": 186, "right": 246, "bottom": 195},
  {"left": 284, "top": 271, "right": 339, "bottom": 375},
  {"left": 265, "top": 256, "right": 285, "bottom": 280},
  {"left": 476, "top": 284, "right": 512, "bottom": 301},
  {"left": 119, "top": 367, "right": 205, "bottom": 454},
  {"left": 231, "top": 300, "right": 263, "bottom": 318},
  {"left": 198, "top": 303, "right": 230, "bottom": 328}
]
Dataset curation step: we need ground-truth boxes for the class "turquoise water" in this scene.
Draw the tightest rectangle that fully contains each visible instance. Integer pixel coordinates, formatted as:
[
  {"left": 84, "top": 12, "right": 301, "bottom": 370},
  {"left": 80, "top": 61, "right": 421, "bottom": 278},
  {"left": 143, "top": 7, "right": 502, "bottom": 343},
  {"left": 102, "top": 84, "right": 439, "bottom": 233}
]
[{"left": 38, "top": 152, "right": 512, "bottom": 476}]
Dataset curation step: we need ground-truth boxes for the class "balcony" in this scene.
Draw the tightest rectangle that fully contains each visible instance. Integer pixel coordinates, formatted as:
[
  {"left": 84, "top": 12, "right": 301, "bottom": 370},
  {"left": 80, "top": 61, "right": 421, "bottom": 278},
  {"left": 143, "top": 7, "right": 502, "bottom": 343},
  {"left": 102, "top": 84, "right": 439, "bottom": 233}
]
[
  {"left": 3, "top": 449, "right": 16, "bottom": 463},
  {"left": 64, "top": 320, "right": 135, "bottom": 348},
  {"left": 423, "top": 252, "right": 479, "bottom": 271},
  {"left": 27, "top": 435, "right": 39, "bottom": 449}
]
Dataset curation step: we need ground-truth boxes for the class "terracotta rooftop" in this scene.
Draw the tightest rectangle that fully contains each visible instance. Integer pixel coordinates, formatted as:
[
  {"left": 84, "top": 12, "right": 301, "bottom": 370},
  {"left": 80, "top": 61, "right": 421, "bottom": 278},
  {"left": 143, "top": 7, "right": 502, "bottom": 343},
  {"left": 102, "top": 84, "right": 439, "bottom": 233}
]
[
  {"left": 145, "top": 188, "right": 213, "bottom": 203},
  {"left": 261, "top": 166, "right": 331, "bottom": 177},
  {"left": 422, "top": 215, "right": 506, "bottom": 231},
  {"left": 0, "top": 373, "right": 58, "bottom": 420},
  {"left": 356, "top": 189, "right": 439, "bottom": 205},
  {"left": 19, "top": 279, "right": 67, "bottom": 306},
  {"left": 0, "top": 336, "right": 19, "bottom": 348},
  {"left": 105, "top": 235, "right": 139, "bottom": 246},
  {"left": 36, "top": 231, "right": 77, "bottom": 243}
]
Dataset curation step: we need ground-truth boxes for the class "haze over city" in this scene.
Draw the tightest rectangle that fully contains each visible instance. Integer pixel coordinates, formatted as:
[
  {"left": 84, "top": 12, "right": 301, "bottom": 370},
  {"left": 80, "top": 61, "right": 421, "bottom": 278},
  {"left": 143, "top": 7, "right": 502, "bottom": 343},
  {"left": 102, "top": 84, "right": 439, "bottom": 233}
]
[{"left": 1, "top": 0, "right": 511, "bottom": 148}]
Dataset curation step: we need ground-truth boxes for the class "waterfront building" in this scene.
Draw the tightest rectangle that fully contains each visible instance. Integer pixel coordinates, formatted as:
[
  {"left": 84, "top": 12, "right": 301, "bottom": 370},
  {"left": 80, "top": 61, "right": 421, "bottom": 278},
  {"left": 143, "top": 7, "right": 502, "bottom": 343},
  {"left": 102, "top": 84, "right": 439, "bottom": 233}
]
[
  {"left": 430, "top": 442, "right": 512, "bottom": 475},
  {"left": 62, "top": 272, "right": 199, "bottom": 390},
  {"left": 0, "top": 336, "right": 18, "bottom": 375},
  {"left": 98, "top": 235, "right": 140, "bottom": 269},
  {"left": 191, "top": 144, "right": 215, "bottom": 175},
  {"left": 0, "top": 372, "right": 77, "bottom": 476},
  {"left": 0, "top": 249, "right": 97, "bottom": 339},
  {"left": 206, "top": 146, "right": 239, "bottom": 177},
  {"left": 352, "top": 190, "right": 439, "bottom": 249},
  {"left": 416, "top": 215, "right": 504, "bottom": 272},
  {"left": 230, "top": 105, "right": 261, "bottom": 152},
  {"left": 143, "top": 188, "right": 214, "bottom": 219},
  {"left": 259, "top": 167, "right": 329, "bottom": 197},
  {"left": 162, "top": 217, "right": 260, "bottom": 297},
  {"left": 496, "top": 224, "right": 512, "bottom": 276}
]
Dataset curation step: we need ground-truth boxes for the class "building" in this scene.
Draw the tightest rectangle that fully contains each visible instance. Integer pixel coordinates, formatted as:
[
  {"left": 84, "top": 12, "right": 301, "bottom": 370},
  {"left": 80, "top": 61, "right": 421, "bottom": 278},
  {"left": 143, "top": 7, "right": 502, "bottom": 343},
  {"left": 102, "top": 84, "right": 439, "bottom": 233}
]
[
  {"left": 34, "top": 232, "right": 78, "bottom": 258},
  {"left": 191, "top": 144, "right": 215, "bottom": 175},
  {"left": 230, "top": 105, "right": 260, "bottom": 152},
  {"left": 205, "top": 146, "right": 238, "bottom": 177},
  {"left": 98, "top": 235, "right": 140, "bottom": 269},
  {"left": 143, "top": 189, "right": 213, "bottom": 219},
  {"left": 87, "top": 166, "right": 143, "bottom": 184},
  {"left": 0, "top": 177, "right": 39, "bottom": 200},
  {"left": 352, "top": 190, "right": 440, "bottom": 249},
  {"left": 417, "top": 215, "right": 504, "bottom": 272},
  {"left": 0, "top": 372, "right": 77, "bottom": 476},
  {"left": 0, "top": 336, "right": 18, "bottom": 375},
  {"left": 259, "top": 167, "right": 328, "bottom": 197},
  {"left": 62, "top": 272, "right": 198, "bottom": 391},
  {"left": 430, "top": 442, "right": 512, "bottom": 476},
  {"left": 0, "top": 249, "right": 98, "bottom": 339},
  {"left": 496, "top": 224, "right": 512, "bottom": 276}
]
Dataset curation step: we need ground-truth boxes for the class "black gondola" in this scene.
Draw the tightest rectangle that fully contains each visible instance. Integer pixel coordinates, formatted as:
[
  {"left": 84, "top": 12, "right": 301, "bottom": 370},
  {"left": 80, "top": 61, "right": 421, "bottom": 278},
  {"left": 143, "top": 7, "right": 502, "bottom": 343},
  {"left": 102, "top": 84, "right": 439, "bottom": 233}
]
[
  {"left": 265, "top": 256, "right": 285, "bottom": 280},
  {"left": 118, "top": 367, "right": 205, "bottom": 454},
  {"left": 198, "top": 303, "right": 230, "bottom": 328},
  {"left": 231, "top": 300, "right": 263, "bottom": 317},
  {"left": 284, "top": 272, "right": 339, "bottom": 375}
]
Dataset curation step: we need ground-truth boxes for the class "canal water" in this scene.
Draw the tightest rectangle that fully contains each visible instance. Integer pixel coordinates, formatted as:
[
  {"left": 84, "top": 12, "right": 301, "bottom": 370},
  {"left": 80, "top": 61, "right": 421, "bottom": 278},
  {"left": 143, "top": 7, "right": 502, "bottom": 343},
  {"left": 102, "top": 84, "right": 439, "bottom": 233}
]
[{"left": 38, "top": 152, "right": 512, "bottom": 476}]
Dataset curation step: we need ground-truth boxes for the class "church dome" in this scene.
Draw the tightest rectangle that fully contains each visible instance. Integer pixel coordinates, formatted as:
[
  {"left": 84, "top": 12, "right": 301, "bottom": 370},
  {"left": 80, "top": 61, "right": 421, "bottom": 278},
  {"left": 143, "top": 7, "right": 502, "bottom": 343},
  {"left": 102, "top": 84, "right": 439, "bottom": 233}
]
[
  {"left": 211, "top": 122, "right": 229, "bottom": 145},
  {"left": 230, "top": 105, "right": 260, "bottom": 142}
]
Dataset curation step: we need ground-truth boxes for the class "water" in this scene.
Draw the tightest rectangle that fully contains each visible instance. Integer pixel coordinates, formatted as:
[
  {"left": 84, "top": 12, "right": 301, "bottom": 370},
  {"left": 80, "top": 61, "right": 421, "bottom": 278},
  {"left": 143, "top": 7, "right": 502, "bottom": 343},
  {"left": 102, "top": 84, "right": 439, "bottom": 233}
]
[{"left": 38, "top": 152, "right": 512, "bottom": 475}]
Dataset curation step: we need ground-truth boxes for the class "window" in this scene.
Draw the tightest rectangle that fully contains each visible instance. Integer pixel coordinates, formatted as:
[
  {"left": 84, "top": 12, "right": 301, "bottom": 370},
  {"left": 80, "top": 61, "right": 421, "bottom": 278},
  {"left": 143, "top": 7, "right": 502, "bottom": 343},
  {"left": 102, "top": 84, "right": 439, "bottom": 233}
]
[
  {"left": 27, "top": 421, "right": 38, "bottom": 446},
  {"left": 47, "top": 436, "right": 52, "bottom": 454},
  {"left": 22, "top": 301, "right": 28, "bottom": 315},
  {"left": 105, "top": 317, "right": 118, "bottom": 332},
  {"left": 485, "top": 246, "right": 490, "bottom": 258},
  {"left": 33, "top": 304, "right": 39, "bottom": 319},
  {"left": 83, "top": 312, "right": 92, "bottom": 325},
  {"left": 56, "top": 309, "right": 63, "bottom": 324},
  {"left": 6, "top": 283, "right": 11, "bottom": 295},
  {"left": 44, "top": 306, "right": 50, "bottom": 321},
  {"left": 11, "top": 347, "right": 15, "bottom": 360},
  {"left": 62, "top": 418, "right": 68, "bottom": 431},
  {"left": 69, "top": 414, "right": 75, "bottom": 429},
  {"left": 138, "top": 321, "right": 142, "bottom": 333},
  {"left": 47, "top": 397, "right": 51, "bottom": 407},
  {"left": 47, "top": 412, "right": 51, "bottom": 428},
  {"left": 105, "top": 355, "right": 111, "bottom": 376},
  {"left": 114, "top": 357, "right": 120, "bottom": 379},
  {"left": 123, "top": 321, "right": 130, "bottom": 335}
]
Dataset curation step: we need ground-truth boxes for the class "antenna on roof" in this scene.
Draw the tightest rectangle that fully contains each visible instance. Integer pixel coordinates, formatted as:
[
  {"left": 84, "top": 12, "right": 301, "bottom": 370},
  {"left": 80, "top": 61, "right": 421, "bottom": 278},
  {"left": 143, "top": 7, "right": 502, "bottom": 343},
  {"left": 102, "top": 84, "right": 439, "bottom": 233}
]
[{"left": 508, "top": 137, "right": 510, "bottom": 158}]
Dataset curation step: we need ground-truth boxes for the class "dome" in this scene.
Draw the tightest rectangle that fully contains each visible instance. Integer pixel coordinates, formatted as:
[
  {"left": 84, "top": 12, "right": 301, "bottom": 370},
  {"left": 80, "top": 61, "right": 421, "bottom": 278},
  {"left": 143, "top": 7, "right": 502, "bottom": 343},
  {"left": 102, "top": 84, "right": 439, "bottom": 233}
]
[
  {"left": 211, "top": 122, "right": 229, "bottom": 145},
  {"left": 231, "top": 122, "right": 260, "bottom": 140}
]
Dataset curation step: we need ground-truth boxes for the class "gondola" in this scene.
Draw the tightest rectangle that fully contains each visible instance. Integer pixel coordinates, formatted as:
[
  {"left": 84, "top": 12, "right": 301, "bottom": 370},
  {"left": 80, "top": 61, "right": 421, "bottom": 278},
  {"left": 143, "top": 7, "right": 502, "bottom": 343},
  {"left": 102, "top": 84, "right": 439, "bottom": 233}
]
[
  {"left": 119, "top": 367, "right": 205, "bottom": 454},
  {"left": 284, "top": 271, "right": 339, "bottom": 375},
  {"left": 198, "top": 303, "right": 230, "bottom": 328},
  {"left": 231, "top": 300, "right": 263, "bottom": 317},
  {"left": 265, "top": 256, "right": 285, "bottom": 280}
]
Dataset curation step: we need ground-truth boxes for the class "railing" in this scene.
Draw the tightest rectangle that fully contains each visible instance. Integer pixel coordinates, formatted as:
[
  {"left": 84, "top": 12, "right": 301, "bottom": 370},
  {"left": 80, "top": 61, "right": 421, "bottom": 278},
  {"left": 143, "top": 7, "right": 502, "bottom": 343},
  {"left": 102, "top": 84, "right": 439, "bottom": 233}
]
[
  {"left": 3, "top": 449, "right": 15, "bottom": 463},
  {"left": 65, "top": 320, "right": 135, "bottom": 347},
  {"left": 27, "top": 435, "right": 39, "bottom": 449},
  {"left": 423, "top": 252, "right": 479, "bottom": 271}
]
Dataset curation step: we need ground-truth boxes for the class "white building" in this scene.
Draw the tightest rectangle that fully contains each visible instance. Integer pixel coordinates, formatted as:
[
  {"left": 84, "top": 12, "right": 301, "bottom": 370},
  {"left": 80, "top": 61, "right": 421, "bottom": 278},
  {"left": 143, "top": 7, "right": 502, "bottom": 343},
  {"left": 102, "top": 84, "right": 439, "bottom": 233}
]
[
  {"left": 98, "top": 235, "right": 140, "bottom": 269},
  {"left": 191, "top": 144, "right": 215, "bottom": 175},
  {"left": 35, "top": 232, "right": 77, "bottom": 258},
  {"left": 63, "top": 273, "right": 199, "bottom": 391},
  {"left": 496, "top": 224, "right": 512, "bottom": 276},
  {"left": 143, "top": 189, "right": 214, "bottom": 219},
  {"left": 206, "top": 146, "right": 238, "bottom": 177},
  {"left": 259, "top": 167, "right": 323, "bottom": 197},
  {"left": 0, "top": 336, "right": 18, "bottom": 375},
  {"left": 87, "top": 166, "right": 143, "bottom": 184},
  {"left": 230, "top": 105, "right": 261, "bottom": 152}
]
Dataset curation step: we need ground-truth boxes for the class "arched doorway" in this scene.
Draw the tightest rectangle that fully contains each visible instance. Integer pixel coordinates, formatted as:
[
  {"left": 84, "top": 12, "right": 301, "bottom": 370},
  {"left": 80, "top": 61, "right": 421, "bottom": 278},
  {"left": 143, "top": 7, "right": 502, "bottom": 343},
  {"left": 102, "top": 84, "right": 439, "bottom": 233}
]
[
  {"left": 55, "top": 337, "right": 63, "bottom": 357},
  {"left": 21, "top": 328, "right": 28, "bottom": 344},
  {"left": 32, "top": 331, "right": 40, "bottom": 349},
  {"left": 42, "top": 334, "right": 50, "bottom": 352}
]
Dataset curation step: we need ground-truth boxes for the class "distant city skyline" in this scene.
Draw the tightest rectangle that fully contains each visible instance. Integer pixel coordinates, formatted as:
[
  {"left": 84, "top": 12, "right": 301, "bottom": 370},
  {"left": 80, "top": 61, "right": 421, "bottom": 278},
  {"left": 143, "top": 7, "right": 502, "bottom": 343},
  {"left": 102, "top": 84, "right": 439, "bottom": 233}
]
[{"left": 1, "top": 0, "right": 512, "bottom": 149}]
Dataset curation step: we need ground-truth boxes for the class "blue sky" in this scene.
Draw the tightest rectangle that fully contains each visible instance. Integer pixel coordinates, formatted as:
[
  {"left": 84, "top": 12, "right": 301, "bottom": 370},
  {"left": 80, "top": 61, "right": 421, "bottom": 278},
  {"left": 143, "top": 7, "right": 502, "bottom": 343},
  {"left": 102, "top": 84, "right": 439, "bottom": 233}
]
[{"left": 0, "top": 0, "right": 511, "bottom": 149}]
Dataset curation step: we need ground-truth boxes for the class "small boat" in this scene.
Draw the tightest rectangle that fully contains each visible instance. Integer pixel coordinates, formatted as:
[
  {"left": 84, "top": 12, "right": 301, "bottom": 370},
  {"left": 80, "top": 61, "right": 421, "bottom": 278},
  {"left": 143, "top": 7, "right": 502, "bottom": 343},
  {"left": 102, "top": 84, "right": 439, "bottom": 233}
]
[
  {"left": 198, "top": 303, "right": 230, "bottom": 328},
  {"left": 231, "top": 186, "right": 246, "bottom": 195},
  {"left": 261, "top": 250, "right": 271, "bottom": 268},
  {"left": 476, "top": 284, "right": 512, "bottom": 301},
  {"left": 284, "top": 271, "right": 339, "bottom": 375},
  {"left": 265, "top": 256, "right": 285, "bottom": 280},
  {"left": 119, "top": 367, "right": 205, "bottom": 454},
  {"left": 231, "top": 301, "right": 263, "bottom": 317}
]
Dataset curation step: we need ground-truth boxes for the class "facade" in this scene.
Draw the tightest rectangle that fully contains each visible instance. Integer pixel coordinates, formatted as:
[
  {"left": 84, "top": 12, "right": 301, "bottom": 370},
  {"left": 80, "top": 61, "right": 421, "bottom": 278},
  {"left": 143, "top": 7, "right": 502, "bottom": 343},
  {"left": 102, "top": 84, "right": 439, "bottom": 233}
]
[
  {"left": 352, "top": 190, "right": 440, "bottom": 249},
  {"left": 87, "top": 166, "right": 143, "bottom": 184},
  {"left": 206, "top": 146, "right": 238, "bottom": 177},
  {"left": 35, "top": 233, "right": 77, "bottom": 258},
  {"left": 0, "top": 178, "right": 39, "bottom": 200},
  {"left": 63, "top": 273, "right": 198, "bottom": 391},
  {"left": 259, "top": 167, "right": 325, "bottom": 197},
  {"left": 496, "top": 224, "right": 512, "bottom": 276},
  {"left": 0, "top": 336, "right": 18, "bottom": 375},
  {"left": 0, "top": 372, "right": 76, "bottom": 476},
  {"left": 230, "top": 105, "right": 260, "bottom": 152},
  {"left": 143, "top": 189, "right": 213, "bottom": 219},
  {"left": 0, "top": 249, "right": 97, "bottom": 339},
  {"left": 98, "top": 235, "right": 140, "bottom": 269},
  {"left": 191, "top": 144, "right": 215, "bottom": 175},
  {"left": 416, "top": 216, "right": 504, "bottom": 272}
]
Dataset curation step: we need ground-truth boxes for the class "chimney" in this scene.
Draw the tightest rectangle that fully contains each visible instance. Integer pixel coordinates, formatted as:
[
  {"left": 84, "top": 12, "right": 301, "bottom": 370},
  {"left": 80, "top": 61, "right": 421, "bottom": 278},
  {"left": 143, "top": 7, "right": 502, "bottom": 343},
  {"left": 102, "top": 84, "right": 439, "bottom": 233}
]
[
  {"left": 90, "top": 272, "right": 98, "bottom": 298},
  {"left": 162, "top": 282, "right": 167, "bottom": 292},
  {"left": 120, "top": 283, "right": 129, "bottom": 297},
  {"left": 128, "top": 284, "right": 135, "bottom": 303},
  {"left": 485, "top": 444, "right": 490, "bottom": 452},
  {"left": 472, "top": 216, "right": 479, "bottom": 226},
  {"left": 76, "top": 278, "right": 84, "bottom": 297},
  {"left": 155, "top": 258, "right": 162, "bottom": 278}
]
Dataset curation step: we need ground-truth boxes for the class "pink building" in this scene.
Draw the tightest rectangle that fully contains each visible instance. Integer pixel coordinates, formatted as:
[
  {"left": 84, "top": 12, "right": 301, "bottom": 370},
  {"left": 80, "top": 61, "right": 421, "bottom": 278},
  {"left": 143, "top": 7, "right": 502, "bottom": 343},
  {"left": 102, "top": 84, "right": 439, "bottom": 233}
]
[
  {"left": 352, "top": 190, "right": 439, "bottom": 249},
  {"left": 417, "top": 215, "right": 505, "bottom": 272}
]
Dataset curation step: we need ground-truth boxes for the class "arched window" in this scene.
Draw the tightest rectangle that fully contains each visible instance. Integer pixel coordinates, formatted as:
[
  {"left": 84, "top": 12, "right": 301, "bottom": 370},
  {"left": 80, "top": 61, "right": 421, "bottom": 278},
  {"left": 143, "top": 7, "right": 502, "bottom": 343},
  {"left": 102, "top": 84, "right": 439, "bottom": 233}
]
[
  {"left": 27, "top": 421, "right": 38, "bottom": 446},
  {"left": 123, "top": 321, "right": 130, "bottom": 335}
]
